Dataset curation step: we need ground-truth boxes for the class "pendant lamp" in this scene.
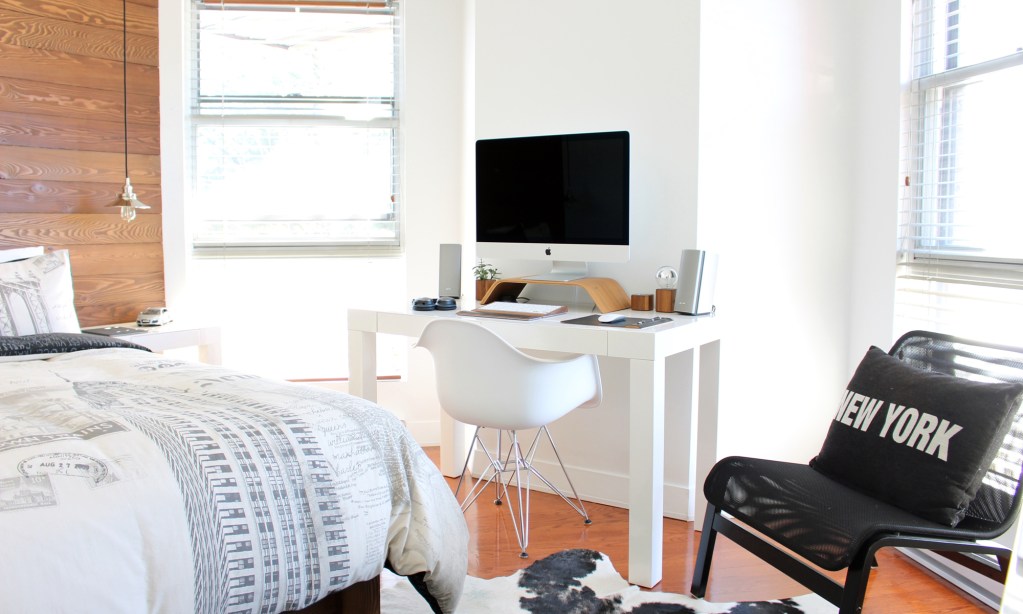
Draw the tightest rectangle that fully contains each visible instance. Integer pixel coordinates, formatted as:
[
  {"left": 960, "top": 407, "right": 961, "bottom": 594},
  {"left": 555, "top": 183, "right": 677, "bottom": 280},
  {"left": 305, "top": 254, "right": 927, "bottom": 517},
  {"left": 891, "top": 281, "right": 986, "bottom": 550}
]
[{"left": 108, "top": 0, "right": 150, "bottom": 223}]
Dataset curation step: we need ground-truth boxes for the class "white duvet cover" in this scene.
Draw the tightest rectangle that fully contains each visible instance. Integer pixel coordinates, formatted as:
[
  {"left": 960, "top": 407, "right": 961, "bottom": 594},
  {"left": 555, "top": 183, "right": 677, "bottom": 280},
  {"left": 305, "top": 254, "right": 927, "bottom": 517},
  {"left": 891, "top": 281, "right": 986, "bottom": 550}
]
[{"left": 0, "top": 347, "right": 467, "bottom": 613}]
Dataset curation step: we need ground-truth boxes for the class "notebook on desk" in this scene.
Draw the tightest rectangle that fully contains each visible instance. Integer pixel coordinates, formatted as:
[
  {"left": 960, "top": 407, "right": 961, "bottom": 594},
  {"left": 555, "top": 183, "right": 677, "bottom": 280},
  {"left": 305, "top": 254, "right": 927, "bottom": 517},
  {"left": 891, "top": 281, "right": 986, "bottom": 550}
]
[{"left": 457, "top": 302, "right": 568, "bottom": 320}]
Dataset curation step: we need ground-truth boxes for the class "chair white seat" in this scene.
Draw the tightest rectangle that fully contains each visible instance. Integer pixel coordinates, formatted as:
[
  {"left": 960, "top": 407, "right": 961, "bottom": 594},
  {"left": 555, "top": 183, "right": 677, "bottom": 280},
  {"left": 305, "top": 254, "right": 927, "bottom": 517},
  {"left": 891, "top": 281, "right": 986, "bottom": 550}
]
[{"left": 415, "top": 317, "right": 602, "bottom": 558}]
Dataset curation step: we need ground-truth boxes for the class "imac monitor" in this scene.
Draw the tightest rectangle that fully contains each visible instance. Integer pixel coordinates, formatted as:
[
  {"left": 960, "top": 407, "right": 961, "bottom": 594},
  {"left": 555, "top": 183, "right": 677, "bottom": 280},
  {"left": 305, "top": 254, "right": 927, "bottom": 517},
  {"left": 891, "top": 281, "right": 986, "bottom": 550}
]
[{"left": 475, "top": 130, "right": 629, "bottom": 281}]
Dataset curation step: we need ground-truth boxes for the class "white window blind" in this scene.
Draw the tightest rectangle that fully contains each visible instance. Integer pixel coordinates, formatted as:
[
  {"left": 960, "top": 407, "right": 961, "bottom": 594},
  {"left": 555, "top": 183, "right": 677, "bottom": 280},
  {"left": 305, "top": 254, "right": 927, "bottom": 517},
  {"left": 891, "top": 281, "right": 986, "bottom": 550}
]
[
  {"left": 189, "top": 0, "right": 401, "bottom": 255},
  {"left": 896, "top": 0, "right": 1023, "bottom": 343}
]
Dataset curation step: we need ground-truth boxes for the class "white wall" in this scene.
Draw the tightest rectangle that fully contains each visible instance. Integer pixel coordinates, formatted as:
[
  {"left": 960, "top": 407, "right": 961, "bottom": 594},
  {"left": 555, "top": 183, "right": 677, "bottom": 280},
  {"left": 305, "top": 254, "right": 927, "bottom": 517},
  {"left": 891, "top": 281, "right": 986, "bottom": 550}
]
[
  {"left": 847, "top": 0, "right": 903, "bottom": 364},
  {"left": 378, "top": 0, "right": 473, "bottom": 444},
  {"left": 692, "top": 0, "right": 901, "bottom": 464},
  {"left": 162, "top": 0, "right": 905, "bottom": 514},
  {"left": 696, "top": 0, "right": 860, "bottom": 462},
  {"left": 474, "top": 0, "right": 701, "bottom": 288},
  {"left": 466, "top": 1, "right": 903, "bottom": 473},
  {"left": 470, "top": 0, "right": 703, "bottom": 513}
]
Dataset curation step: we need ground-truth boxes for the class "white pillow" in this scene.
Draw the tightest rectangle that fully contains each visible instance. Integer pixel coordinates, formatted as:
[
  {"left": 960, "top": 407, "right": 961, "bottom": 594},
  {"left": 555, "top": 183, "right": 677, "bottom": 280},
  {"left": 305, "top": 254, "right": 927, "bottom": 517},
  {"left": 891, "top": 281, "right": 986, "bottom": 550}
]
[
  {"left": 0, "top": 246, "right": 44, "bottom": 264},
  {"left": 0, "top": 250, "right": 81, "bottom": 335}
]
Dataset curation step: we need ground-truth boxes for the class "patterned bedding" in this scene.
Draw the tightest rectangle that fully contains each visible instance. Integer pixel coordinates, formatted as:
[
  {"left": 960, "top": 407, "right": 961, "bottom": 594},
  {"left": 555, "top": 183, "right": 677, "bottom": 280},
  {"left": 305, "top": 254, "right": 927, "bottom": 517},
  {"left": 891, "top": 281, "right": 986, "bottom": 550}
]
[{"left": 0, "top": 340, "right": 467, "bottom": 613}]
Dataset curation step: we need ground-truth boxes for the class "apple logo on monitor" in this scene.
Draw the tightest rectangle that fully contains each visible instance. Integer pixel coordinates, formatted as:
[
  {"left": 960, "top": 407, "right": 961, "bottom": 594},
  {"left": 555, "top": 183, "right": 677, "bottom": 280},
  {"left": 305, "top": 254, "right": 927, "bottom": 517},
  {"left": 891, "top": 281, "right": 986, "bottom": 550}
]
[{"left": 545, "top": 247, "right": 551, "bottom": 256}]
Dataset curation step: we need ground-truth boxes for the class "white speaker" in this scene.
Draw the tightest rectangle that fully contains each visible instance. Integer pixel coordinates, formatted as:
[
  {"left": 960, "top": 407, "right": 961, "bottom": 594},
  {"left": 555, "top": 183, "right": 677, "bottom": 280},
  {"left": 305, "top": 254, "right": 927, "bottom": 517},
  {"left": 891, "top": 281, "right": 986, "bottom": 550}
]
[
  {"left": 439, "top": 244, "right": 461, "bottom": 299},
  {"left": 674, "top": 249, "right": 717, "bottom": 315}
]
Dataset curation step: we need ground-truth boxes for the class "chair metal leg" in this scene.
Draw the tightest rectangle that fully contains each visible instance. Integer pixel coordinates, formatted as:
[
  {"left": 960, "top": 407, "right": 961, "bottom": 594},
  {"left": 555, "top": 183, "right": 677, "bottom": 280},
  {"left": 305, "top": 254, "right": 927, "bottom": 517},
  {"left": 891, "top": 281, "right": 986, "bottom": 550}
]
[
  {"left": 454, "top": 428, "right": 532, "bottom": 557},
  {"left": 457, "top": 429, "right": 511, "bottom": 513},
  {"left": 509, "top": 433, "right": 530, "bottom": 557},
  {"left": 453, "top": 426, "right": 484, "bottom": 500},
  {"left": 455, "top": 426, "right": 590, "bottom": 560},
  {"left": 494, "top": 430, "right": 507, "bottom": 505},
  {"left": 525, "top": 426, "right": 590, "bottom": 523}
]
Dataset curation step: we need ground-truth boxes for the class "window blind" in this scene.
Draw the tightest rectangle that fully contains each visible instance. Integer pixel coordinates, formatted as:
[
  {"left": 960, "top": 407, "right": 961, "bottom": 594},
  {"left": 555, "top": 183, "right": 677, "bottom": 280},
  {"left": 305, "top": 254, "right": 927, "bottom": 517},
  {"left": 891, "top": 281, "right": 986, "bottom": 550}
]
[
  {"left": 199, "top": 1, "right": 391, "bottom": 6},
  {"left": 896, "top": 0, "right": 1023, "bottom": 344},
  {"left": 189, "top": 0, "right": 402, "bottom": 256}
]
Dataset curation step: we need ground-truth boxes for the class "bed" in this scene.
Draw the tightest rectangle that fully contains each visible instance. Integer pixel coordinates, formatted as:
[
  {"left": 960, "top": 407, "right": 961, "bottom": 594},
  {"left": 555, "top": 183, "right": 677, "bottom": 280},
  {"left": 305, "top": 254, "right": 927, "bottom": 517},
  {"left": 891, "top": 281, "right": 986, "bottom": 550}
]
[{"left": 0, "top": 249, "right": 468, "bottom": 613}]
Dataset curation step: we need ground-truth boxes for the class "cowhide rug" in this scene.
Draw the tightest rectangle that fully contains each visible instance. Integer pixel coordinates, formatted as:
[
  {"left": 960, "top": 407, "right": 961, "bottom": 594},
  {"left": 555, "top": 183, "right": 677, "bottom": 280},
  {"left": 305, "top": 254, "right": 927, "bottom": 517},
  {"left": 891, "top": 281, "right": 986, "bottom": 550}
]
[{"left": 382, "top": 548, "right": 836, "bottom": 613}]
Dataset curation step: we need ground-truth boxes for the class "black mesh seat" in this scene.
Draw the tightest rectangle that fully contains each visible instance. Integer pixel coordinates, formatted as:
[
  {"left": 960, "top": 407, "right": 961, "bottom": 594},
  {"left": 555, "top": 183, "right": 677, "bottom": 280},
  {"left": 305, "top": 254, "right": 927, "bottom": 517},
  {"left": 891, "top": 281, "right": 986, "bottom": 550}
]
[{"left": 691, "top": 331, "right": 1023, "bottom": 614}]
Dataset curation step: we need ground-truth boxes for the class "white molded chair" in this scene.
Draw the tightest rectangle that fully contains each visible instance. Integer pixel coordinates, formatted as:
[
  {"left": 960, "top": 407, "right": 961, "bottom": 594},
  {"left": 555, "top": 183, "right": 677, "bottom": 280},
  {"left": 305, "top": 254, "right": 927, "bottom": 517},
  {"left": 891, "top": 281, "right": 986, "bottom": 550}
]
[{"left": 415, "top": 318, "right": 602, "bottom": 558}]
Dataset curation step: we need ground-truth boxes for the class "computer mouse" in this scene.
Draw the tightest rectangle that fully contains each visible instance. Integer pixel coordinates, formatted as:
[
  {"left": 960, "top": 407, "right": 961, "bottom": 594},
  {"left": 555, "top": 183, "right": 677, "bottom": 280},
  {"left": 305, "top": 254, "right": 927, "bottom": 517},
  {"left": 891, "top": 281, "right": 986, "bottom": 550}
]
[{"left": 597, "top": 313, "right": 626, "bottom": 323}]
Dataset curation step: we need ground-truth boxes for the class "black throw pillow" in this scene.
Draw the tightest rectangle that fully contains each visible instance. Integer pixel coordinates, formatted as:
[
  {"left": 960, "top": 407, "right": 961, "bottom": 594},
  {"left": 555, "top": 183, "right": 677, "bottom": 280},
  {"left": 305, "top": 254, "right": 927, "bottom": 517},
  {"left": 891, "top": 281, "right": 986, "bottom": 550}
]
[
  {"left": 0, "top": 333, "right": 151, "bottom": 357},
  {"left": 810, "top": 346, "right": 1023, "bottom": 526}
]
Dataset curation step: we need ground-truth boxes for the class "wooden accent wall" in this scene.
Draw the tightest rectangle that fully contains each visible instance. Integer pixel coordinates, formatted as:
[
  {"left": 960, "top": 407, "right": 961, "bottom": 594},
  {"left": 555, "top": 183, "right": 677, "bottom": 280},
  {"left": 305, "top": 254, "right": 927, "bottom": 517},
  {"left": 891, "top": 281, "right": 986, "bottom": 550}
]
[{"left": 0, "top": 0, "right": 163, "bottom": 327}]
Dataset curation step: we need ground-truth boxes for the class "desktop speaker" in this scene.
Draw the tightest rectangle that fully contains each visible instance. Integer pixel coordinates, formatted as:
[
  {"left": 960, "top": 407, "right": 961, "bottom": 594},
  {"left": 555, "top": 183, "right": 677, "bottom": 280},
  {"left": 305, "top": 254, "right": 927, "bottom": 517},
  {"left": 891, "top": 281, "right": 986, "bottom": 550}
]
[
  {"left": 439, "top": 243, "right": 461, "bottom": 299},
  {"left": 674, "top": 249, "right": 718, "bottom": 315}
]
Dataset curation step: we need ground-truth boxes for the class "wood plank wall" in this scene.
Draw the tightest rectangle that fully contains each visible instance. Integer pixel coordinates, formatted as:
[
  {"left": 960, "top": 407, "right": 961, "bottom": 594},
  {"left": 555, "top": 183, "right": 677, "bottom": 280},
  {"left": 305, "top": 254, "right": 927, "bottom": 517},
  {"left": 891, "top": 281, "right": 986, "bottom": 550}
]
[{"left": 0, "top": 0, "right": 164, "bottom": 327}]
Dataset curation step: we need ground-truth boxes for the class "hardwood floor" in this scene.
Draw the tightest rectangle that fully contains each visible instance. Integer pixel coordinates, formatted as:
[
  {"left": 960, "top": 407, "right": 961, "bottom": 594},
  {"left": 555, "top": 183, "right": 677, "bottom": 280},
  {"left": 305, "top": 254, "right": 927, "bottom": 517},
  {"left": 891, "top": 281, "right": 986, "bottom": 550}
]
[{"left": 425, "top": 447, "right": 995, "bottom": 613}]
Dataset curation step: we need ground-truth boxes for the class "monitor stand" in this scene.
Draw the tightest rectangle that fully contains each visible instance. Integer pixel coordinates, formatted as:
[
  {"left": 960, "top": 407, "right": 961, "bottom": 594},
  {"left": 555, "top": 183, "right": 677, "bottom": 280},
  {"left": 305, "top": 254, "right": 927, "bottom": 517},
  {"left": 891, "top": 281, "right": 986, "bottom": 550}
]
[
  {"left": 523, "top": 261, "right": 588, "bottom": 282},
  {"left": 479, "top": 276, "right": 631, "bottom": 313}
]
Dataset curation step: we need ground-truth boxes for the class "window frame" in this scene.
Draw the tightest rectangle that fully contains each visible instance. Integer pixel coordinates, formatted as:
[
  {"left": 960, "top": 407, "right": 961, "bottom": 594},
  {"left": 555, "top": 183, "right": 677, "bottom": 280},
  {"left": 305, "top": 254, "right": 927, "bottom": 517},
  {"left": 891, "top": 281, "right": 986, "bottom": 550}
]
[
  {"left": 894, "top": 0, "right": 1023, "bottom": 342},
  {"left": 899, "top": 1, "right": 1023, "bottom": 280}
]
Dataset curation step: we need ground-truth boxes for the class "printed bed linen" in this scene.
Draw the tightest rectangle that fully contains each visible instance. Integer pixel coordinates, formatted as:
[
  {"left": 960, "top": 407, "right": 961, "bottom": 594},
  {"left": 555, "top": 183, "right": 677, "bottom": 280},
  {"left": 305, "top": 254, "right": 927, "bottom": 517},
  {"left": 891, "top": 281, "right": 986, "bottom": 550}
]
[{"left": 0, "top": 342, "right": 467, "bottom": 613}]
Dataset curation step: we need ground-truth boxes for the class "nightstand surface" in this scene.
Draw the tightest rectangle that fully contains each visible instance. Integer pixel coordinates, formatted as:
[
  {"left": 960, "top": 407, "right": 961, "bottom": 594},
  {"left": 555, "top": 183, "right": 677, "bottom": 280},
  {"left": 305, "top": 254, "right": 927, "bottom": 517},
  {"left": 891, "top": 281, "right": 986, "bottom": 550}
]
[{"left": 89, "top": 321, "right": 222, "bottom": 365}]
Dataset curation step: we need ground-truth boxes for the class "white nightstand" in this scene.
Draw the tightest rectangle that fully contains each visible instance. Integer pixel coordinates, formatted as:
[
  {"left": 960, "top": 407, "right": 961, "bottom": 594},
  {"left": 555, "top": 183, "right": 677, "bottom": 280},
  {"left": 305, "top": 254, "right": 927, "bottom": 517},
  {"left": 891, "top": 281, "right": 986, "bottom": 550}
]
[{"left": 84, "top": 321, "right": 222, "bottom": 365}]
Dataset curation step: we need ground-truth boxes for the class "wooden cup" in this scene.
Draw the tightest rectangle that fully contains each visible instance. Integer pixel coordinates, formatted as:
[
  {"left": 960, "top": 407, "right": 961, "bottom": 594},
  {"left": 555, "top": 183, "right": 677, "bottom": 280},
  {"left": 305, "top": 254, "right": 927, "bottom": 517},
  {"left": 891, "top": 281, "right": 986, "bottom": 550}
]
[{"left": 631, "top": 294, "right": 654, "bottom": 311}]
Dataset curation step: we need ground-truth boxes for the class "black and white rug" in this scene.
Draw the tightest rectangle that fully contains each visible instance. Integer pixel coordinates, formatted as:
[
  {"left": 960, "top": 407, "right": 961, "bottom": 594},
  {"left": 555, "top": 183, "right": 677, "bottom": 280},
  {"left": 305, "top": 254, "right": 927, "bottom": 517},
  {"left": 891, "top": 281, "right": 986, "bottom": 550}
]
[{"left": 382, "top": 548, "right": 836, "bottom": 613}]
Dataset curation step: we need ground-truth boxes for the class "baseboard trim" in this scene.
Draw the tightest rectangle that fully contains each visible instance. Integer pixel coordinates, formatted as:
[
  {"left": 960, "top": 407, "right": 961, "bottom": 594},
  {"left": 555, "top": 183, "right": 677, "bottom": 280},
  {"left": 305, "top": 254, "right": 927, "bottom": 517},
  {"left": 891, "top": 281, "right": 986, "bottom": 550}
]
[{"left": 403, "top": 420, "right": 440, "bottom": 448}]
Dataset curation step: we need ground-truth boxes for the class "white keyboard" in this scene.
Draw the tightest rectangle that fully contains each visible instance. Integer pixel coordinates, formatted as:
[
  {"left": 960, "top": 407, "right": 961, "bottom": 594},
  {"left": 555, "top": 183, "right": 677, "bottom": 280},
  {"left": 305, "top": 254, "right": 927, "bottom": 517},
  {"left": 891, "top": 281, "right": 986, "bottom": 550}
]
[
  {"left": 472, "top": 302, "right": 567, "bottom": 316},
  {"left": 523, "top": 272, "right": 585, "bottom": 282}
]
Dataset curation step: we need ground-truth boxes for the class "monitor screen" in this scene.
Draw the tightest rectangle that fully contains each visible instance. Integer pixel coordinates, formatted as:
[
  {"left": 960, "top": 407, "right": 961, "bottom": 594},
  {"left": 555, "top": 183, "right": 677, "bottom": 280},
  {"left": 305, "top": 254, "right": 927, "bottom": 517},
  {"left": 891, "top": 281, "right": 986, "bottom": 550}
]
[{"left": 475, "top": 131, "right": 630, "bottom": 273}]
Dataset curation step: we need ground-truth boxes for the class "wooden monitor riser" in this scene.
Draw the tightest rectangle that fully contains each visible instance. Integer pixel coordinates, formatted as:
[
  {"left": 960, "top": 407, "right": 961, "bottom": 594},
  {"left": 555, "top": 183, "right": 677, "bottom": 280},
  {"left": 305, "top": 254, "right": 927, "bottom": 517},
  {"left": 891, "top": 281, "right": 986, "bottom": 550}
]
[{"left": 479, "top": 277, "right": 630, "bottom": 313}]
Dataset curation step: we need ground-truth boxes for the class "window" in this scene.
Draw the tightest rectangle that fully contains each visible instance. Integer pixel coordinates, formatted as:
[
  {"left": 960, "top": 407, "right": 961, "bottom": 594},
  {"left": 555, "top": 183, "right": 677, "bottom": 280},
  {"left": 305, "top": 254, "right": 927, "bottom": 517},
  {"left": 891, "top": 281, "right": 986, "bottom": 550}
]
[
  {"left": 896, "top": 0, "right": 1023, "bottom": 342},
  {"left": 190, "top": 1, "right": 401, "bottom": 255}
]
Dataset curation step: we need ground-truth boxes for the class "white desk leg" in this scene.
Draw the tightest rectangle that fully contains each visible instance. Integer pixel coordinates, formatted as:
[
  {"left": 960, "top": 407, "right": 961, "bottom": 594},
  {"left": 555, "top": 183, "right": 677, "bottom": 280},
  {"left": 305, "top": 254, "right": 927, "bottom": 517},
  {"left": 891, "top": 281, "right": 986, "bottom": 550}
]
[
  {"left": 629, "top": 357, "right": 665, "bottom": 588},
  {"left": 439, "top": 413, "right": 470, "bottom": 478},
  {"left": 693, "top": 340, "right": 721, "bottom": 527},
  {"left": 348, "top": 329, "right": 378, "bottom": 402}
]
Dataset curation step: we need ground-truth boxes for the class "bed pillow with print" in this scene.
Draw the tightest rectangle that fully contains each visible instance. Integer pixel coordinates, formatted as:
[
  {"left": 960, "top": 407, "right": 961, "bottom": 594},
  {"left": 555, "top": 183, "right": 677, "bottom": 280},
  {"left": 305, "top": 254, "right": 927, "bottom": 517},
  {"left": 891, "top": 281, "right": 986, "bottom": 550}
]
[{"left": 0, "top": 250, "right": 80, "bottom": 335}]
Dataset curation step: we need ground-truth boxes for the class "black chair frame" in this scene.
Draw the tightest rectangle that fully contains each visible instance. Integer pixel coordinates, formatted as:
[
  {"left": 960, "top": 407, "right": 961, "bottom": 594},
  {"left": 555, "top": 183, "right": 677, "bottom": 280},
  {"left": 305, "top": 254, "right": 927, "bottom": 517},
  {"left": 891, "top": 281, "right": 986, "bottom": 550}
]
[{"left": 690, "top": 330, "right": 1023, "bottom": 614}]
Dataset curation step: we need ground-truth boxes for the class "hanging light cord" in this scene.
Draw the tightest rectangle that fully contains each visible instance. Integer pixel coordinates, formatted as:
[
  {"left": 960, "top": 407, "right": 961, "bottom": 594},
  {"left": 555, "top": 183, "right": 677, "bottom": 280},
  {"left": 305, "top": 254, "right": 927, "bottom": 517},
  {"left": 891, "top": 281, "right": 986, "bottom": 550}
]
[{"left": 122, "top": 0, "right": 129, "bottom": 179}]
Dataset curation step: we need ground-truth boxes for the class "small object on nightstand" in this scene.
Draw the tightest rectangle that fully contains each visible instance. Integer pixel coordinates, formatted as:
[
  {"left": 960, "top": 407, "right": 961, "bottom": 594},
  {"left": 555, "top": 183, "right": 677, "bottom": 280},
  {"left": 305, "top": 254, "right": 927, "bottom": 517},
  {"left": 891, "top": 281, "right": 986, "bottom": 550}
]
[
  {"left": 83, "top": 325, "right": 147, "bottom": 337},
  {"left": 137, "top": 307, "right": 172, "bottom": 326}
]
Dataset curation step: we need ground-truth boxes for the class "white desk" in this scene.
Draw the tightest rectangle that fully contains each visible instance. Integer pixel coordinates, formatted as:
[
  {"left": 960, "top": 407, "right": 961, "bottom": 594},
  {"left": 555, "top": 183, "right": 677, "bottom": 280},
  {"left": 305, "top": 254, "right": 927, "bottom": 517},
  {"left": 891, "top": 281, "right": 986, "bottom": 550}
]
[{"left": 347, "top": 307, "right": 721, "bottom": 588}]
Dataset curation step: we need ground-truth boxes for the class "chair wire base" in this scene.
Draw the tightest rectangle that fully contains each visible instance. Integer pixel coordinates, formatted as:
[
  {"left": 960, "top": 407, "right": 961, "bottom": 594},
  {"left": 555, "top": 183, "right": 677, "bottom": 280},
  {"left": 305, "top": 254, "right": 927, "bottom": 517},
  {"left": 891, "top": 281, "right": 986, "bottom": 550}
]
[{"left": 454, "top": 426, "right": 590, "bottom": 557}]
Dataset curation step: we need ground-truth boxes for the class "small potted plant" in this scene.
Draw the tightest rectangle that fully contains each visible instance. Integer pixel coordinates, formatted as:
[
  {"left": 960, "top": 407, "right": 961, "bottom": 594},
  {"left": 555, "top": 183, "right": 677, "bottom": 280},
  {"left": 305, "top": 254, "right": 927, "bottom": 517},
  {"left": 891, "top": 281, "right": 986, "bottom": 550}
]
[{"left": 473, "top": 260, "right": 500, "bottom": 301}]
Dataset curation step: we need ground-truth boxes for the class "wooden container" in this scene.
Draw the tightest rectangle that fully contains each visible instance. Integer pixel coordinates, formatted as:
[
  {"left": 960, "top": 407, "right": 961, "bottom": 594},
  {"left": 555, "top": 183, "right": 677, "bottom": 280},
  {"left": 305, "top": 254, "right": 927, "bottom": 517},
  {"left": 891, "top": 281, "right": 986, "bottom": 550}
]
[{"left": 631, "top": 294, "right": 654, "bottom": 311}]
